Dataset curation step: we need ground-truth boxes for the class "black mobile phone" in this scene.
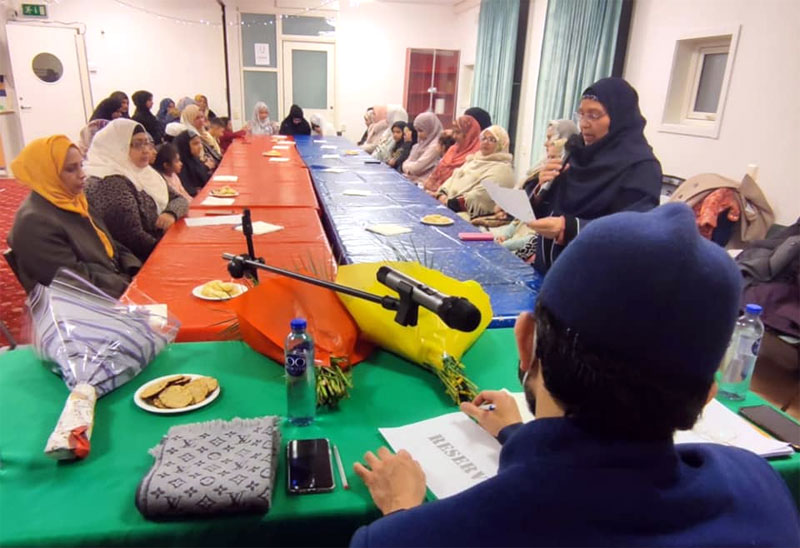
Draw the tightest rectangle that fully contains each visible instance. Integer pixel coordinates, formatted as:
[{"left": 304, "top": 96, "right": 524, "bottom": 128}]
[
  {"left": 739, "top": 405, "right": 800, "bottom": 445},
  {"left": 286, "top": 438, "right": 335, "bottom": 494}
]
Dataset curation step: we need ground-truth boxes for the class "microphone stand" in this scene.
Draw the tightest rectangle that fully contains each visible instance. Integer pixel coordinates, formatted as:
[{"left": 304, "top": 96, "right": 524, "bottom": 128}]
[{"left": 224, "top": 209, "right": 421, "bottom": 327}]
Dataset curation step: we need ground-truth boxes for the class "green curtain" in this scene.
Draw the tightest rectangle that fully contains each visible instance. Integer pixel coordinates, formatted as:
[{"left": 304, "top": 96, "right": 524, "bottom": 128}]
[
  {"left": 531, "top": 0, "right": 623, "bottom": 164},
  {"left": 471, "top": 0, "right": 520, "bottom": 130}
]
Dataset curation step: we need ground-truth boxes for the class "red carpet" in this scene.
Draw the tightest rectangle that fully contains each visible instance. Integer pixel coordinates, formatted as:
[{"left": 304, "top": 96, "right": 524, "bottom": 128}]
[{"left": 0, "top": 178, "right": 29, "bottom": 346}]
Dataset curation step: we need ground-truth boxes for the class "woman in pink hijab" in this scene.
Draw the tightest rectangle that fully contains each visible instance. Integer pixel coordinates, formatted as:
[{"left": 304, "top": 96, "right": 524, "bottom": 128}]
[
  {"left": 402, "top": 112, "right": 443, "bottom": 184},
  {"left": 361, "top": 105, "right": 388, "bottom": 154},
  {"left": 422, "top": 114, "right": 481, "bottom": 192}
]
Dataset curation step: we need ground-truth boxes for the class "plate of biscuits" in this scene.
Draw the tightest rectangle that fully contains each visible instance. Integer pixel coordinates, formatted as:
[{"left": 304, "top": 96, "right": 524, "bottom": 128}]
[
  {"left": 209, "top": 185, "right": 239, "bottom": 197},
  {"left": 134, "top": 374, "right": 220, "bottom": 414},
  {"left": 192, "top": 280, "right": 247, "bottom": 301},
  {"left": 420, "top": 213, "right": 455, "bottom": 226}
]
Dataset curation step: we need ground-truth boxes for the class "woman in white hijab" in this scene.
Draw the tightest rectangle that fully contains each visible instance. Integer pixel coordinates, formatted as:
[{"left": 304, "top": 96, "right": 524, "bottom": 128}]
[
  {"left": 402, "top": 112, "right": 443, "bottom": 184},
  {"left": 372, "top": 105, "right": 409, "bottom": 162},
  {"left": 251, "top": 101, "right": 277, "bottom": 135},
  {"left": 310, "top": 113, "right": 336, "bottom": 137},
  {"left": 435, "top": 125, "right": 515, "bottom": 219},
  {"left": 181, "top": 104, "right": 221, "bottom": 168},
  {"left": 84, "top": 119, "right": 188, "bottom": 261}
]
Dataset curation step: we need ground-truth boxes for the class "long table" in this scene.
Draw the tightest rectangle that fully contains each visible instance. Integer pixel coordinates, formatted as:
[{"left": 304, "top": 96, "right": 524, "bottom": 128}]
[
  {"left": 293, "top": 135, "right": 540, "bottom": 328},
  {"left": 1, "top": 330, "right": 797, "bottom": 547}
]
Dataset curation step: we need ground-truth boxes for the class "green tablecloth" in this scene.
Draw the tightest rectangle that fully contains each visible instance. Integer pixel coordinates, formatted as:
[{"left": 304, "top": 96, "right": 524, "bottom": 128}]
[{"left": 0, "top": 331, "right": 797, "bottom": 546}]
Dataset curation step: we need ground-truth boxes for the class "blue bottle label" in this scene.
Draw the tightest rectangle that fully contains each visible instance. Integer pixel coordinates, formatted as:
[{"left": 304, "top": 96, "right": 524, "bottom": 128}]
[
  {"left": 751, "top": 338, "right": 761, "bottom": 357},
  {"left": 286, "top": 353, "right": 307, "bottom": 377}
]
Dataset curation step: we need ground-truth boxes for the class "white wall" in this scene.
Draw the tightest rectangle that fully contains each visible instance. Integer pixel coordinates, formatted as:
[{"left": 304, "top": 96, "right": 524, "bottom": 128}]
[
  {"left": 624, "top": 0, "right": 800, "bottom": 225},
  {"left": 334, "top": 1, "right": 462, "bottom": 142},
  {"left": 452, "top": 1, "right": 480, "bottom": 117}
]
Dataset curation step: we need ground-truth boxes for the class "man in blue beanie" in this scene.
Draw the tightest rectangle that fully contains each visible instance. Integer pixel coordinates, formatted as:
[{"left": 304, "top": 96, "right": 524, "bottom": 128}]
[{"left": 351, "top": 203, "right": 800, "bottom": 547}]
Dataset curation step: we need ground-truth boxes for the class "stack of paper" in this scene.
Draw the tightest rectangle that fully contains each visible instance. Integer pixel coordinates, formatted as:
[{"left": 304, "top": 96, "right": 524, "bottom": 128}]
[
  {"left": 212, "top": 175, "right": 238, "bottom": 182},
  {"left": 200, "top": 196, "right": 235, "bottom": 206},
  {"left": 366, "top": 224, "right": 412, "bottom": 236},
  {"left": 234, "top": 221, "right": 284, "bottom": 235},
  {"left": 184, "top": 215, "right": 241, "bottom": 227}
]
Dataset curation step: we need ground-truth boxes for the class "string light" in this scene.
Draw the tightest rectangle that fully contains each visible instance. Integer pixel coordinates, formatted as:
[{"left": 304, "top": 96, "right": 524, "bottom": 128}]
[{"left": 111, "top": 0, "right": 222, "bottom": 26}]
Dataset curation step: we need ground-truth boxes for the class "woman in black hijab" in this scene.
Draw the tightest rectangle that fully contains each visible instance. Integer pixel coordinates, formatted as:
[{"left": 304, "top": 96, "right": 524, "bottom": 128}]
[
  {"left": 279, "top": 104, "right": 312, "bottom": 136},
  {"left": 464, "top": 107, "right": 492, "bottom": 130},
  {"left": 109, "top": 91, "right": 130, "bottom": 118},
  {"left": 90, "top": 97, "right": 124, "bottom": 121},
  {"left": 529, "top": 77, "right": 661, "bottom": 275},
  {"left": 131, "top": 90, "right": 164, "bottom": 144},
  {"left": 174, "top": 130, "right": 210, "bottom": 197}
]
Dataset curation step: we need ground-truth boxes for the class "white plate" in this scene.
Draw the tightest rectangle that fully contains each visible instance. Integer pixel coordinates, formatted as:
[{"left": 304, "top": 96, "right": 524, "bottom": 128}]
[
  {"left": 192, "top": 282, "right": 248, "bottom": 301},
  {"left": 134, "top": 374, "right": 221, "bottom": 414},
  {"left": 210, "top": 189, "right": 240, "bottom": 197}
]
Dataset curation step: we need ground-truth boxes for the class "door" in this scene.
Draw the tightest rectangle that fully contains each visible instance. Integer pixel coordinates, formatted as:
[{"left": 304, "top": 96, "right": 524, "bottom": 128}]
[
  {"left": 6, "top": 23, "right": 91, "bottom": 144},
  {"left": 282, "top": 41, "right": 335, "bottom": 129}
]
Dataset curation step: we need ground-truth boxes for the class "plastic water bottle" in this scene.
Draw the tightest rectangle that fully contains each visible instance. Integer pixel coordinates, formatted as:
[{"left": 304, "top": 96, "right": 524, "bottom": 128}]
[
  {"left": 718, "top": 304, "right": 764, "bottom": 400},
  {"left": 285, "top": 318, "right": 315, "bottom": 425}
]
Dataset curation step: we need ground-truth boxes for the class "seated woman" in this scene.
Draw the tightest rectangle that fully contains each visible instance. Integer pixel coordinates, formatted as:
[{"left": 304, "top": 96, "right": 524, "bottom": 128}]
[
  {"left": 402, "top": 112, "right": 443, "bottom": 184},
  {"left": 90, "top": 96, "right": 124, "bottom": 122},
  {"left": 131, "top": 90, "right": 163, "bottom": 144},
  {"left": 110, "top": 91, "right": 130, "bottom": 118},
  {"left": 489, "top": 119, "right": 579, "bottom": 262},
  {"left": 310, "top": 114, "right": 336, "bottom": 137},
  {"left": 153, "top": 142, "right": 191, "bottom": 201},
  {"left": 435, "top": 125, "right": 515, "bottom": 219},
  {"left": 176, "top": 96, "right": 196, "bottom": 113},
  {"left": 372, "top": 106, "right": 410, "bottom": 163},
  {"left": 393, "top": 124, "right": 417, "bottom": 172},
  {"left": 361, "top": 105, "right": 388, "bottom": 154},
  {"left": 84, "top": 119, "right": 189, "bottom": 262},
  {"left": 194, "top": 94, "right": 216, "bottom": 121},
  {"left": 529, "top": 77, "right": 661, "bottom": 275},
  {"left": 251, "top": 102, "right": 277, "bottom": 135},
  {"left": 78, "top": 119, "right": 109, "bottom": 157},
  {"left": 174, "top": 130, "right": 211, "bottom": 197},
  {"left": 181, "top": 104, "right": 221, "bottom": 168},
  {"left": 8, "top": 135, "right": 140, "bottom": 297},
  {"left": 157, "top": 98, "right": 179, "bottom": 126},
  {"left": 423, "top": 115, "right": 481, "bottom": 192},
  {"left": 279, "top": 104, "right": 312, "bottom": 136}
]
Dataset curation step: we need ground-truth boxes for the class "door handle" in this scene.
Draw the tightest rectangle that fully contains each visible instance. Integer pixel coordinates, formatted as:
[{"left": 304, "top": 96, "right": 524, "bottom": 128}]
[{"left": 20, "top": 105, "right": 32, "bottom": 110}]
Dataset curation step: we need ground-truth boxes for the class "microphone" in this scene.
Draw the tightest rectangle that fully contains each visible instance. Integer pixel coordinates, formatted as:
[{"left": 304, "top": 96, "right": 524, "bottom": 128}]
[{"left": 376, "top": 266, "right": 482, "bottom": 332}]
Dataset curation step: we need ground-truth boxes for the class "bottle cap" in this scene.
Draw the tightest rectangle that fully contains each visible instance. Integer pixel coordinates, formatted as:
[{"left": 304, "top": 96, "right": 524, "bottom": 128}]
[
  {"left": 290, "top": 318, "right": 307, "bottom": 330},
  {"left": 745, "top": 304, "right": 763, "bottom": 315}
]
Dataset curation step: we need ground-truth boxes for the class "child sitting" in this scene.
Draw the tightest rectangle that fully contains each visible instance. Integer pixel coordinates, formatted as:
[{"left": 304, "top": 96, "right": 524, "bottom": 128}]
[
  {"left": 153, "top": 143, "right": 191, "bottom": 201},
  {"left": 212, "top": 117, "right": 247, "bottom": 154}
]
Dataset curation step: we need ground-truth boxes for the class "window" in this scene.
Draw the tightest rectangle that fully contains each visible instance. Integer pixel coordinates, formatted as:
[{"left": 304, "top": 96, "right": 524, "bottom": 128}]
[{"left": 660, "top": 26, "right": 740, "bottom": 139}]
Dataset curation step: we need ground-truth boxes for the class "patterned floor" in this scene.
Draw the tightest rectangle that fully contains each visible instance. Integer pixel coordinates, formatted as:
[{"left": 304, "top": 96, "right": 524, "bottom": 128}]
[{"left": 0, "top": 178, "right": 29, "bottom": 347}]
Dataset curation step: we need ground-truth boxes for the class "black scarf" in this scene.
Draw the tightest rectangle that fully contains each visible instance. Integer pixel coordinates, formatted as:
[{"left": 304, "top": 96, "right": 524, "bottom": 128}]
[
  {"left": 279, "top": 105, "right": 312, "bottom": 136},
  {"left": 552, "top": 77, "right": 659, "bottom": 219},
  {"left": 174, "top": 131, "right": 210, "bottom": 197}
]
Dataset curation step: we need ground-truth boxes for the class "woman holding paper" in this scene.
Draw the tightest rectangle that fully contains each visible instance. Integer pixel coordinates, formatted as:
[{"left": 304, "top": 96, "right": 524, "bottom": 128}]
[
  {"left": 85, "top": 119, "right": 188, "bottom": 262},
  {"left": 435, "top": 125, "right": 515, "bottom": 219},
  {"left": 8, "top": 135, "right": 140, "bottom": 296},
  {"left": 529, "top": 78, "right": 661, "bottom": 274}
]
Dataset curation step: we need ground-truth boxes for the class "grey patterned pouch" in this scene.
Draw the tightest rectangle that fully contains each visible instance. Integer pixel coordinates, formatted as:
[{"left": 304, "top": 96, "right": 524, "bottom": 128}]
[{"left": 136, "top": 416, "right": 281, "bottom": 520}]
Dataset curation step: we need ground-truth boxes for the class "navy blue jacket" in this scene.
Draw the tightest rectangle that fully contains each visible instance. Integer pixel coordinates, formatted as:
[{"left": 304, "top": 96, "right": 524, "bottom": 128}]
[{"left": 351, "top": 418, "right": 799, "bottom": 547}]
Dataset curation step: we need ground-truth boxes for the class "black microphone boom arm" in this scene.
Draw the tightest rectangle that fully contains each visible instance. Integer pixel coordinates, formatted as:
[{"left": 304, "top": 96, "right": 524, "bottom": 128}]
[{"left": 223, "top": 253, "right": 422, "bottom": 326}]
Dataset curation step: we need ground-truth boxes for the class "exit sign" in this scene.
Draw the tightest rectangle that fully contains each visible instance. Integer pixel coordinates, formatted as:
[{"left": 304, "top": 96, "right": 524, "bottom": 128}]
[{"left": 21, "top": 4, "right": 47, "bottom": 17}]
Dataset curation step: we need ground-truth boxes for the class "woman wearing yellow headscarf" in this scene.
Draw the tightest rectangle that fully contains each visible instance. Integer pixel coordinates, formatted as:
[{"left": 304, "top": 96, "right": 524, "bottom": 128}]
[
  {"left": 435, "top": 125, "right": 516, "bottom": 218},
  {"left": 7, "top": 135, "right": 141, "bottom": 297}
]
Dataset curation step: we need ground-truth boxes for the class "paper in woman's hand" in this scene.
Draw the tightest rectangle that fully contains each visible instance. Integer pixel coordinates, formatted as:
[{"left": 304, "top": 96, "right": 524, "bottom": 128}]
[{"left": 482, "top": 181, "right": 536, "bottom": 222}]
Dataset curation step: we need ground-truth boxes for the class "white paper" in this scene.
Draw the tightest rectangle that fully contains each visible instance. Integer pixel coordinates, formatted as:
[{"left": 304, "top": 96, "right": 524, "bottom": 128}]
[
  {"left": 184, "top": 215, "right": 241, "bottom": 227},
  {"left": 254, "top": 43, "right": 270, "bottom": 66},
  {"left": 674, "top": 399, "right": 793, "bottom": 458},
  {"left": 320, "top": 145, "right": 337, "bottom": 150},
  {"left": 380, "top": 412, "right": 501, "bottom": 499},
  {"left": 323, "top": 168, "right": 346, "bottom": 173},
  {"left": 234, "top": 221, "right": 284, "bottom": 235},
  {"left": 314, "top": 139, "right": 327, "bottom": 143},
  {"left": 366, "top": 224, "right": 412, "bottom": 236},
  {"left": 322, "top": 154, "right": 340, "bottom": 159},
  {"left": 482, "top": 181, "right": 535, "bottom": 222},
  {"left": 200, "top": 196, "right": 235, "bottom": 206},
  {"left": 273, "top": 145, "right": 290, "bottom": 150},
  {"left": 269, "top": 157, "right": 290, "bottom": 163},
  {"left": 212, "top": 175, "right": 238, "bottom": 182},
  {"left": 342, "top": 189, "right": 372, "bottom": 196}
]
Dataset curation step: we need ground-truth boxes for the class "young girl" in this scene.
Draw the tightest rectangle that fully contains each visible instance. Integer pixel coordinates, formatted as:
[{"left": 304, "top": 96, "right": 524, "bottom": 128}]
[
  {"left": 375, "top": 121, "right": 406, "bottom": 164},
  {"left": 212, "top": 116, "right": 247, "bottom": 154},
  {"left": 174, "top": 130, "right": 211, "bottom": 197},
  {"left": 393, "top": 124, "right": 417, "bottom": 173},
  {"left": 154, "top": 143, "right": 191, "bottom": 201}
]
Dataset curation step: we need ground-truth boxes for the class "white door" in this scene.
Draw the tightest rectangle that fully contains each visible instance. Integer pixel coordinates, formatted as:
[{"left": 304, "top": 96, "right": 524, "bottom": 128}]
[
  {"left": 282, "top": 41, "right": 335, "bottom": 130},
  {"left": 6, "top": 23, "right": 91, "bottom": 144}
]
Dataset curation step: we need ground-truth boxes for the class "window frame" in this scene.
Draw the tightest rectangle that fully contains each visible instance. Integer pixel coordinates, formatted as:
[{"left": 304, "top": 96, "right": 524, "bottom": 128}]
[{"left": 684, "top": 44, "right": 729, "bottom": 121}]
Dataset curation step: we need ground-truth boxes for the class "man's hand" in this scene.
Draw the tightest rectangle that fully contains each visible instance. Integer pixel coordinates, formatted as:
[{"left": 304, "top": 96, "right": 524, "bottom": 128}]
[
  {"left": 526, "top": 216, "right": 565, "bottom": 240},
  {"left": 354, "top": 447, "right": 426, "bottom": 515},
  {"left": 460, "top": 390, "right": 523, "bottom": 437},
  {"left": 155, "top": 213, "right": 176, "bottom": 231}
]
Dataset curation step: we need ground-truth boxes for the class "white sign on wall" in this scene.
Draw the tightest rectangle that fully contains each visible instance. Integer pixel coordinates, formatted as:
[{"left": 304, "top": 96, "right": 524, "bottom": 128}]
[{"left": 254, "top": 43, "right": 270, "bottom": 66}]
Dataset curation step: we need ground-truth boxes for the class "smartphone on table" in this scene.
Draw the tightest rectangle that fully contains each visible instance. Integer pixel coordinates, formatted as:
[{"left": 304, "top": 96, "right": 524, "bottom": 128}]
[
  {"left": 739, "top": 405, "right": 800, "bottom": 446},
  {"left": 286, "top": 438, "right": 335, "bottom": 494}
]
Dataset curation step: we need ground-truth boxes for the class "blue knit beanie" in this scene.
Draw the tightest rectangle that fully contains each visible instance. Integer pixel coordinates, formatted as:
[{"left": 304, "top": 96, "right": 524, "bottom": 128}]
[{"left": 538, "top": 203, "right": 742, "bottom": 381}]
